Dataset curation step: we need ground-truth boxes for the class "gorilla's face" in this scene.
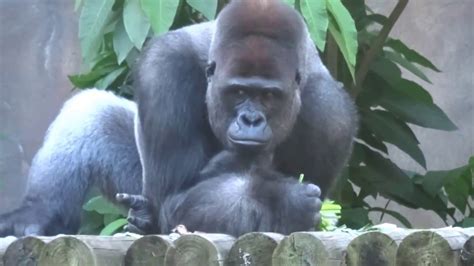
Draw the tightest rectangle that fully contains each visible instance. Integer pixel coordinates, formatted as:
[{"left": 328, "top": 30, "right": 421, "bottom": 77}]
[{"left": 206, "top": 36, "right": 302, "bottom": 152}]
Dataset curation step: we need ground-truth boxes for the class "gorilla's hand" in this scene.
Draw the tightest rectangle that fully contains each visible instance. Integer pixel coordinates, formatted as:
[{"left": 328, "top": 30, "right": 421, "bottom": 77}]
[
  {"left": 116, "top": 193, "right": 158, "bottom": 234},
  {"left": 287, "top": 182, "right": 322, "bottom": 231}
]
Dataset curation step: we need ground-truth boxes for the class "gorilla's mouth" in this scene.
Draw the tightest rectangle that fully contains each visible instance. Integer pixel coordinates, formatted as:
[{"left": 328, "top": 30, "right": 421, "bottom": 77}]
[{"left": 228, "top": 136, "right": 268, "bottom": 147}]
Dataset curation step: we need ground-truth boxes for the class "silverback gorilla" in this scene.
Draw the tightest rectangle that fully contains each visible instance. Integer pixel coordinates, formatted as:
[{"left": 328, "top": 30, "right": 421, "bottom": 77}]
[{"left": 0, "top": 0, "right": 357, "bottom": 236}]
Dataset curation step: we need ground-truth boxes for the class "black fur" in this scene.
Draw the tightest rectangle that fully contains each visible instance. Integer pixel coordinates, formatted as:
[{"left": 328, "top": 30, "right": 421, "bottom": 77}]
[
  {"left": 0, "top": 0, "right": 357, "bottom": 237},
  {"left": 162, "top": 150, "right": 322, "bottom": 236}
]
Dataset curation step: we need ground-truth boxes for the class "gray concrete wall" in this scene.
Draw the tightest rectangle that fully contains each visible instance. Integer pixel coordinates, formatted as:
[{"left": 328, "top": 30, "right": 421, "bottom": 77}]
[
  {"left": 0, "top": 0, "right": 79, "bottom": 211},
  {"left": 0, "top": 0, "right": 472, "bottom": 228}
]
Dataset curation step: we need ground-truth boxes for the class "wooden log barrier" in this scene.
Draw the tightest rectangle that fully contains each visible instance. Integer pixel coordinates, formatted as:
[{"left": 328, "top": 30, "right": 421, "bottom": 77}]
[
  {"left": 396, "top": 229, "right": 469, "bottom": 266},
  {"left": 345, "top": 231, "right": 409, "bottom": 266},
  {"left": 37, "top": 235, "right": 136, "bottom": 266},
  {"left": 226, "top": 232, "right": 283, "bottom": 265},
  {"left": 164, "top": 234, "right": 235, "bottom": 266},
  {"left": 272, "top": 231, "right": 359, "bottom": 265},
  {"left": 124, "top": 235, "right": 173, "bottom": 266},
  {"left": 3, "top": 236, "right": 54, "bottom": 266},
  {"left": 1, "top": 226, "right": 474, "bottom": 265},
  {"left": 461, "top": 235, "right": 474, "bottom": 266},
  {"left": 0, "top": 236, "right": 16, "bottom": 266}
]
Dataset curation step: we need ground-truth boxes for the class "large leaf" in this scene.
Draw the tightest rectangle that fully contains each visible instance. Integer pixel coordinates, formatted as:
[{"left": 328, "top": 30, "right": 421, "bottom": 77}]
[
  {"left": 113, "top": 18, "right": 135, "bottom": 64},
  {"left": 384, "top": 50, "right": 431, "bottom": 84},
  {"left": 187, "top": 0, "right": 217, "bottom": 20},
  {"left": 419, "top": 166, "right": 467, "bottom": 197},
  {"left": 141, "top": 0, "right": 180, "bottom": 35},
  {"left": 444, "top": 164, "right": 472, "bottom": 213},
  {"left": 78, "top": 0, "right": 115, "bottom": 65},
  {"left": 370, "top": 59, "right": 457, "bottom": 131},
  {"left": 83, "top": 196, "right": 127, "bottom": 216},
  {"left": 124, "top": 0, "right": 151, "bottom": 50},
  {"left": 301, "top": 0, "right": 329, "bottom": 51},
  {"left": 95, "top": 66, "right": 127, "bottom": 89},
  {"left": 362, "top": 110, "right": 426, "bottom": 168},
  {"left": 386, "top": 38, "right": 441, "bottom": 72},
  {"left": 326, "top": 0, "right": 358, "bottom": 66},
  {"left": 100, "top": 218, "right": 128, "bottom": 236},
  {"left": 357, "top": 125, "right": 388, "bottom": 154},
  {"left": 328, "top": 19, "right": 355, "bottom": 80}
]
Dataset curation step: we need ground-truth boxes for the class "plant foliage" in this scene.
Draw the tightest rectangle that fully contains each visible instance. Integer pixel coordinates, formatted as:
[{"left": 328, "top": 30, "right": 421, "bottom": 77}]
[{"left": 73, "top": 0, "right": 472, "bottom": 231}]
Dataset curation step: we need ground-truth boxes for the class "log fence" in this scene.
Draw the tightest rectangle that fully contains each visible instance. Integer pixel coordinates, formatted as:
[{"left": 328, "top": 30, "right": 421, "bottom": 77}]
[{"left": 1, "top": 227, "right": 473, "bottom": 266}]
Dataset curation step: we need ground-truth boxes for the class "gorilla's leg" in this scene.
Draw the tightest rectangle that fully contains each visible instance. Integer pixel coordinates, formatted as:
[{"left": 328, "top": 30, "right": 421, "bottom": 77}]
[
  {"left": 160, "top": 174, "right": 322, "bottom": 236},
  {"left": 0, "top": 90, "right": 142, "bottom": 236}
]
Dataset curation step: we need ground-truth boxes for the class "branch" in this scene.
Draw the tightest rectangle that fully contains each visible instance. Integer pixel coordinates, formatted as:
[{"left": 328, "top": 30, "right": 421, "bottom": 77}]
[{"left": 351, "top": 0, "right": 409, "bottom": 98}]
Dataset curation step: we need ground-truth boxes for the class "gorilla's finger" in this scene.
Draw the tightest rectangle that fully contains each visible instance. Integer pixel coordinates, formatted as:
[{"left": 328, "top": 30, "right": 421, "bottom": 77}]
[
  {"left": 127, "top": 216, "right": 151, "bottom": 231},
  {"left": 23, "top": 224, "right": 44, "bottom": 236},
  {"left": 116, "top": 193, "right": 147, "bottom": 209},
  {"left": 124, "top": 223, "right": 145, "bottom": 235}
]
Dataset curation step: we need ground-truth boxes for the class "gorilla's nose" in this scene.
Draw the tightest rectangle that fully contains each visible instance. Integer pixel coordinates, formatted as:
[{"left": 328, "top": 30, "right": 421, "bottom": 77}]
[{"left": 239, "top": 111, "right": 265, "bottom": 127}]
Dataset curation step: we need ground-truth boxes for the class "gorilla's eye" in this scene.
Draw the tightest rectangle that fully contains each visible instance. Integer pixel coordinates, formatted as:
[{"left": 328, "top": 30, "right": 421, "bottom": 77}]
[{"left": 264, "top": 92, "right": 274, "bottom": 98}]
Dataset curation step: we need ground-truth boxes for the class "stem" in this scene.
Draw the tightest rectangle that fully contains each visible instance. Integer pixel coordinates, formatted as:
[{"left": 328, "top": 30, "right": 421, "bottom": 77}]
[
  {"left": 351, "top": 0, "right": 409, "bottom": 98},
  {"left": 379, "top": 199, "right": 391, "bottom": 222}
]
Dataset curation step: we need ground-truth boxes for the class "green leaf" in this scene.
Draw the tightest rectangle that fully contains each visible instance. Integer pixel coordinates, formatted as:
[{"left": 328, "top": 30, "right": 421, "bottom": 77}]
[
  {"left": 328, "top": 21, "right": 355, "bottom": 80},
  {"left": 95, "top": 66, "right": 127, "bottom": 89},
  {"left": 100, "top": 218, "right": 128, "bottom": 236},
  {"left": 187, "top": 0, "right": 217, "bottom": 20},
  {"left": 444, "top": 165, "right": 471, "bottom": 213},
  {"left": 301, "top": 0, "right": 328, "bottom": 51},
  {"left": 141, "top": 0, "right": 180, "bottom": 35},
  {"left": 326, "top": 0, "right": 358, "bottom": 66},
  {"left": 113, "top": 18, "right": 135, "bottom": 64},
  {"left": 370, "top": 58, "right": 457, "bottom": 131},
  {"left": 386, "top": 38, "right": 441, "bottom": 72},
  {"left": 358, "top": 125, "right": 388, "bottom": 154},
  {"left": 83, "top": 196, "right": 127, "bottom": 216},
  {"left": 362, "top": 110, "right": 426, "bottom": 168},
  {"left": 124, "top": 0, "right": 151, "bottom": 50},
  {"left": 340, "top": 207, "right": 371, "bottom": 229},
  {"left": 380, "top": 89, "right": 457, "bottom": 131},
  {"left": 369, "top": 207, "right": 412, "bottom": 228},
  {"left": 384, "top": 50, "right": 431, "bottom": 84},
  {"left": 462, "top": 218, "right": 474, "bottom": 228},
  {"left": 78, "top": 0, "right": 115, "bottom": 65},
  {"left": 104, "top": 214, "right": 122, "bottom": 225},
  {"left": 420, "top": 166, "right": 467, "bottom": 197}
]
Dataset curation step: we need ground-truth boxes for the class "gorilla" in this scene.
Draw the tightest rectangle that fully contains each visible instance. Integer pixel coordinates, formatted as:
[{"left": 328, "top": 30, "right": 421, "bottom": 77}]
[{"left": 0, "top": 0, "right": 357, "bottom": 236}]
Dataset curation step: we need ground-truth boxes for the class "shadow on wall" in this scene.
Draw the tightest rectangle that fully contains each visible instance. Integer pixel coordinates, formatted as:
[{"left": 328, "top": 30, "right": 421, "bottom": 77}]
[{"left": 0, "top": 0, "right": 80, "bottom": 212}]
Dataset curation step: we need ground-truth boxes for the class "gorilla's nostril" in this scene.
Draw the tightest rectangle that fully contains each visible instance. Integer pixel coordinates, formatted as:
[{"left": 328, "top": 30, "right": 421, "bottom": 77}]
[{"left": 240, "top": 112, "right": 265, "bottom": 127}]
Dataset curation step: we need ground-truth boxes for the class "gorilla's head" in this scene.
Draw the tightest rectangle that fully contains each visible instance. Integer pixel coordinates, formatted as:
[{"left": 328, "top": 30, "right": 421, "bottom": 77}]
[{"left": 206, "top": 0, "right": 305, "bottom": 153}]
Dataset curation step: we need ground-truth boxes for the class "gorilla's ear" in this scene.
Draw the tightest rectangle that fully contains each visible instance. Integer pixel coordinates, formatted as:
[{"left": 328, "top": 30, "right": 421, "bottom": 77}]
[
  {"left": 206, "top": 61, "right": 216, "bottom": 81},
  {"left": 295, "top": 70, "right": 301, "bottom": 85}
]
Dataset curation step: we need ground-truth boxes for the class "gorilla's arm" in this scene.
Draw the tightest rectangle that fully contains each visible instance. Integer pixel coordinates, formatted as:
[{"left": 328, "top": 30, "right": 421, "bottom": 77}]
[
  {"left": 132, "top": 23, "right": 220, "bottom": 233},
  {"left": 275, "top": 36, "right": 358, "bottom": 196}
]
